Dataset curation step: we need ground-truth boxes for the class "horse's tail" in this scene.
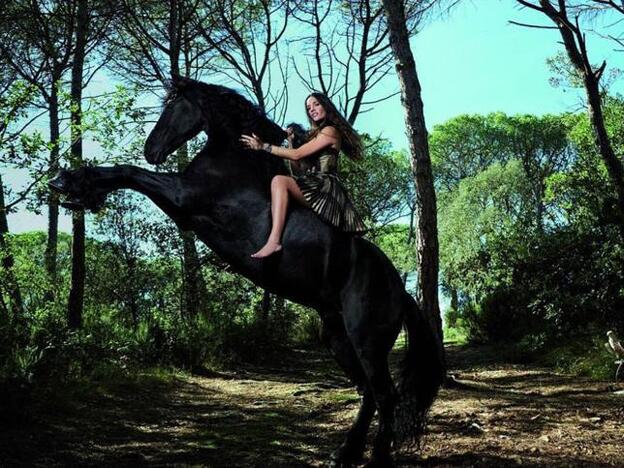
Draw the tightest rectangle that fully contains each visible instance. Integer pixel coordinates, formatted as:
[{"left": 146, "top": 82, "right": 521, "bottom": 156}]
[{"left": 394, "top": 291, "right": 446, "bottom": 447}]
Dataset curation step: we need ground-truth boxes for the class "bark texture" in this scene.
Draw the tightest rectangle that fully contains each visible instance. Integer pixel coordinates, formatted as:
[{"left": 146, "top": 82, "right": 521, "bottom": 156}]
[
  {"left": 381, "top": 0, "right": 443, "bottom": 343},
  {"left": 44, "top": 83, "right": 60, "bottom": 301},
  {"left": 67, "top": 0, "right": 89, "bottom": 329}
]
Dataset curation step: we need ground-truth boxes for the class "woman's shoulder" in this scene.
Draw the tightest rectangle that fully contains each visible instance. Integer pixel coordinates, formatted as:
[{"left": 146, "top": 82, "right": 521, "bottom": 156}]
[{"left": 318, "top": 125, "right": 340, "bottom": 139}]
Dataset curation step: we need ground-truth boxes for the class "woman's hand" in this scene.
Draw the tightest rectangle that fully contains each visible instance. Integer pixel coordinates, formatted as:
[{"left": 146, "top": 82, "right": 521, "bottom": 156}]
[{"left": 240, "top": 133, "right": 265, "bottom": 151}]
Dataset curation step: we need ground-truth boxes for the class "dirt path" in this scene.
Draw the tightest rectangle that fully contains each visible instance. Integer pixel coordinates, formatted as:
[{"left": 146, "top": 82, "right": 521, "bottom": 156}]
[{"left": 2, "top": 345, "right": 623, "bottom": 467}]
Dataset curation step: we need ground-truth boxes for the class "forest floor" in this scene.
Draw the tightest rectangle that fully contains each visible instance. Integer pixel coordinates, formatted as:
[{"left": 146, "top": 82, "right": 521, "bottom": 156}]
[{"left": 2, "top": 344, "right": 624, "bottom": 467}]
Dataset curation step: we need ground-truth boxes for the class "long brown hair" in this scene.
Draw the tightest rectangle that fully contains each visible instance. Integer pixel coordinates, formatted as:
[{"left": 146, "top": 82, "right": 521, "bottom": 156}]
[{"left": 305, "top": 93, "right": 363, "bottom": 161}]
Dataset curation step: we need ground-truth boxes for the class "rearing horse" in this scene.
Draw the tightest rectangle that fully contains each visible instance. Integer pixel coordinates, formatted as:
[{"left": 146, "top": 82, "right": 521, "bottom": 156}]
[{"left": 49, "top": 75, "right": 445, "bottom": 467}]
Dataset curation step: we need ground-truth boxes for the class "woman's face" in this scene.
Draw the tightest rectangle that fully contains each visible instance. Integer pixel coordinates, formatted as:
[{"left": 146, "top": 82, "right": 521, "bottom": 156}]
[{"left": 306, "top": 96, "right": 326, "bottom": 123}]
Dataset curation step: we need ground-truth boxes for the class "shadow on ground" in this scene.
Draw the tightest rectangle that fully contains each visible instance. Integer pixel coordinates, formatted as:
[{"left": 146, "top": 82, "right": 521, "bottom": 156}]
[{"left": 1, "top": 345, "right": 623, "bottom": 466}]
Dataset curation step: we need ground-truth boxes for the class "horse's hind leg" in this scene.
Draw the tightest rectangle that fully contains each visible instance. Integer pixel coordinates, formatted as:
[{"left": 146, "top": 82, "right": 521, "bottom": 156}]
[
  {"left": 340, "top": 294, "right": 403, "bottom": 467},
  {"left": 321, "top": 314, "right": 376, "bottom": 468}
]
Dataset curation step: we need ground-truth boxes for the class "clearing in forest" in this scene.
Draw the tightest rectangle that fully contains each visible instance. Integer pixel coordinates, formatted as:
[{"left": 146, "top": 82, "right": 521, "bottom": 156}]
[{"left": 1, "top": 345, "right": 623, "bottom": 466}]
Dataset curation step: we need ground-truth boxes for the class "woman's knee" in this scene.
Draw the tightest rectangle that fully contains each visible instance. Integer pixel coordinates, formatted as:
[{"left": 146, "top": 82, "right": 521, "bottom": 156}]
[{"left": 271, "top": 175, "right": 289, "bottom": 191}]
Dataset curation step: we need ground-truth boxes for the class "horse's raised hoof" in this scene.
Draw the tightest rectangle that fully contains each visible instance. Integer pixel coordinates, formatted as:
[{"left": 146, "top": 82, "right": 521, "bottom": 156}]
[{"left": 48, "top": 169, "right": 72, "bottom": 194}]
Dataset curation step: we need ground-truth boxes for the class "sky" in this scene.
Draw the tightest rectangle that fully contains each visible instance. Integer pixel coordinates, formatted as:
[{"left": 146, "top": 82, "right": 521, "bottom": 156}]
[{"left": 6, "top": 0, "right": 624, "bottom": 234}]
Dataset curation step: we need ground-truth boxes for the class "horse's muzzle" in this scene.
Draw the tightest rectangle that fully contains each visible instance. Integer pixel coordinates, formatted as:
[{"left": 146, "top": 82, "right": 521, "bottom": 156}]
[{"left": 144, "top": 148, "right": 167, "bottom": 165}]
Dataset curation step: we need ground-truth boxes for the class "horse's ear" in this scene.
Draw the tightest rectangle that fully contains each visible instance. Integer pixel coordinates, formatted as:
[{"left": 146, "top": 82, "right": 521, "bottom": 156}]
[{"left": 170, "top": 73, "right": 190, "bottom": 89}]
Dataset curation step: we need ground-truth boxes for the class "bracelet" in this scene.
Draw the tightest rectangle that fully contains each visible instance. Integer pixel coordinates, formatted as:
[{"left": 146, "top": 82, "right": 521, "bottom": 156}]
[{"left": 264, "top": 143, "right": 272, "bottom": 153}]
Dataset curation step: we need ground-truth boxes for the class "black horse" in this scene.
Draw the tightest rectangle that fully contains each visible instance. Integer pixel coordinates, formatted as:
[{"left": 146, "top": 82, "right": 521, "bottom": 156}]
[{"left": 49, "top": 75, "right": 445, "bottom": 467}]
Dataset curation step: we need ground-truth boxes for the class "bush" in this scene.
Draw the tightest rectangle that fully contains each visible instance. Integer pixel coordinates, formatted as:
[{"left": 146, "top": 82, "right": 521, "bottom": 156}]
[{"left": 539, "top": 335, "right": 617, "bottom": 380}]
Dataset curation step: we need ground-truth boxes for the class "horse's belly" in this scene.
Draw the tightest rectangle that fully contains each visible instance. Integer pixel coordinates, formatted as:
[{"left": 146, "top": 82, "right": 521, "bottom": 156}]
[{"left": 191, "top": 203, "right": 353, "bottom": 310}]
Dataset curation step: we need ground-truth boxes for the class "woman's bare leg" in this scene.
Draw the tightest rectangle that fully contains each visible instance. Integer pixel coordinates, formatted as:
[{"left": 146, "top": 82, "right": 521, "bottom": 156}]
[{"left": 251, "top": 175, "right": 308, "bottom": 258}]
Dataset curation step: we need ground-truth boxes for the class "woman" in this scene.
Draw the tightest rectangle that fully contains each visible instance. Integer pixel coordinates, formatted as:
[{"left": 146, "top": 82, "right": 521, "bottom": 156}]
[{"left": 240, "top": 93, "right": 366, "bottom": 258}]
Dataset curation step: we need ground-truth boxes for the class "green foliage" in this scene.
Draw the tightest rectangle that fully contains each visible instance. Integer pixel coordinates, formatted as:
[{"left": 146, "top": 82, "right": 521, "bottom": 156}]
[
  {"left": 0, "top": 80, "right": 38, "bottom": 141},
  {"left": 432, "top": 111, "right": 575, "bottom": 245},
  {"left": 546, "top": 51, "right": 585, "bottom": 89},
  {"left": 341, "top": 135, "right": 413, "bottom": 230},
  {"left": 430, "top": 113, "right": 510, "bottom": 191},
  {"left": 1, "top": 227, "right": 319, "bottom": 387},
  {"left": 434, "top": 103, "right": 624, "bottom": 372},
  {"left": 439, "top": 160, "right": 533, "bottom": 300},
  {"left": 291, "top": 306, "right": 322, "bottom": 346},
  {"left": 547, "top": 51, "right": 622, "bottom": 91},
  {"left": 372, "top": 223, "right": 416, "bottom": 277},
  {"left": 442, "top": 325, "right": 468, "bottom": 345},
  {"left": 546, "top": 95, "right": 624, "bottom": 231}
]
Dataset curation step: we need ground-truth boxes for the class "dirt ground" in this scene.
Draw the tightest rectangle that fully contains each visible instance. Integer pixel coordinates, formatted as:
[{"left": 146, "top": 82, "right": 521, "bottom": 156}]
[{"left": 2, "top": 344, "right": 623, "bottom": 467}]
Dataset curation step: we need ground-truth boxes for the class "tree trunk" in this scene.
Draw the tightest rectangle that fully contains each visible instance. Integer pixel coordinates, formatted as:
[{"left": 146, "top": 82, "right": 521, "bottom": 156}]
[
  {"left": 260, "top": 290, "right": 271, "bottom": 334},
  {"left": 177, "top": 142, "right": 207, "bottom": 317},
  {"left": 381, "top": 0, "right": 443, "bottom": 344},
  {"left": 583, "top": 75, "right": 624, "bottom": 238},
  {"left": 168, "top": 5, "right": 208, "bottom": 319},
  {"left": 67, "top": 0, "right": 89, "bottom": 330},
  {"left": 0, "top": 174, "right": 24, "bottom": 319},
  {"left": 180, "top": 231, "right": 205, "bottom": 316},
  {"left": 449, "top": 287, "right": 458, "bottom": 327},
  {"left": 529, "top": 0, "right": 624, "bottom": 239},
  {"left": 44, "top": 82, "right": 60, "bottom": 301},
  {"left": 402, "top": 203, "right": 416, "bottom": 286}
]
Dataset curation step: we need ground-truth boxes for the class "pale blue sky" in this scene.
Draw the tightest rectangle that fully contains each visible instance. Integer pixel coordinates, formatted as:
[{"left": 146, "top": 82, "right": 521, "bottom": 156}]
[{"left": 7, "top": 0, "right": 624, "bottom": 233}]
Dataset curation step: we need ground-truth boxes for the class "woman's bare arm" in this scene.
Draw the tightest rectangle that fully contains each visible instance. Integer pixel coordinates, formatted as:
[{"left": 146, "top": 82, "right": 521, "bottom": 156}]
[{"left": 240, "top": 127, "right": 340, "bottom": 160}]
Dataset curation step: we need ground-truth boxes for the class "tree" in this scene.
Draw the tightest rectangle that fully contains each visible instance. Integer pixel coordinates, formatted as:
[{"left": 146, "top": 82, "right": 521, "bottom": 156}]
[
  {"left": 108, "top": 0, "right": 213, "bottom": 83},
  {"left": 293, "top": 0, "right": 441, "bottom": 125},
  {"left": 0, "top": 175, "right": 23, "bottom": 319},
  {"left": 0, "top": 72, "right": 42, "bottom": 321},
  {"left": 108, "top": 0, "right": 214, "bottom": 318},
  {"left": 195, "top": 0, "right": 292, "bottom": 121},
  {"left": 0, "top": 1, "right": 78, "bottom": 295},
  {"left": 546, "top": 95, "right": 624, "bottom": 229},
  {"left": 66, "top": 0, "right": 115, "bottom": 328},
  {"left": 430, "top": 114, "right": 511, "bottom": 192},
  {"left": 381, "top": 0, "right": 444, "bottom": 346},
  {"left": 438, "top": 160, "right": 534, "bottom": 300},
  {"left": 66, "top": 0, "right": 90, "bottom": 329},
  {"left": 431, "top": 112, "right": 575, "bottom": 231},
  {"left": 341, "top": 135, "right": 413, "bottom": 232},
  {"left": 514, "top": 0, "right": 624, "bottom": 239},
  {"left": 93, "top": 193, "right": 148, "bottom": 325}
]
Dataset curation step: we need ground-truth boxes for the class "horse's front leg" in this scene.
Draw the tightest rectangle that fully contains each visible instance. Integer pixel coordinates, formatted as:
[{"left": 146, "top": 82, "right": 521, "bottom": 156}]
[{"left": 49, "top": 165, "right": 193, "bottom": 229}]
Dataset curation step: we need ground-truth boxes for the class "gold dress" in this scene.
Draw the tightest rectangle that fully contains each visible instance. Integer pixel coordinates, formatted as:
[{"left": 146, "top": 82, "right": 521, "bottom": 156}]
[{"left": 289, "top": 147, "right": 367, "bottom": 233}]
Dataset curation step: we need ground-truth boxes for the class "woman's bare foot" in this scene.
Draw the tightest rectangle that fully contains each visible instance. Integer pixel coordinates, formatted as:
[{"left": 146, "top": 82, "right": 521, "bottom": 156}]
[{"left": 251, "top": 242, "right": 282, "bottom": 258}]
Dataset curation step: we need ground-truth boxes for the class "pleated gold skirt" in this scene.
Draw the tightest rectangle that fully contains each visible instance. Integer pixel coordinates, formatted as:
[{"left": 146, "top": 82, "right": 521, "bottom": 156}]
[{"left": 294, "top": 172, "right": 367, "bottom": 233}]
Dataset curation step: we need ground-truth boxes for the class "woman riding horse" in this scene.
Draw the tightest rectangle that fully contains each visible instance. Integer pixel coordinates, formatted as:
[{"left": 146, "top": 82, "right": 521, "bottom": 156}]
[
  {"left": 241, "top": 93, "right": 366, "bottom": 258},
  {"left": 49, "top": 75, "right": 445, "bottom": 467}
]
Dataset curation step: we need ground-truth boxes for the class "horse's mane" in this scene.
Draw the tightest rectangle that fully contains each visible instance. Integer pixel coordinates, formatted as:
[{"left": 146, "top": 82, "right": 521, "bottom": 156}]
[{"left": 166, "top": 77, "right": 286, "bottom": 146}]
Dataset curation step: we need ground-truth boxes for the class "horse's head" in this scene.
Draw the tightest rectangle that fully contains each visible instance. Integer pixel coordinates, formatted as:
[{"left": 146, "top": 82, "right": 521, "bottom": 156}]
[
  {"left": 144, "top": 75, "right": 287, "bottom": 165},
  {"left": 144, "top": 75, "right": 204, "bottom": 165}
]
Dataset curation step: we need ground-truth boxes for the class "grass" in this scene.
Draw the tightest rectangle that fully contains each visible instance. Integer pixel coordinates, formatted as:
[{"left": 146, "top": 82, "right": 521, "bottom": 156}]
[{"left": 443, "top": 326, "right": 468, "bottom": 345}]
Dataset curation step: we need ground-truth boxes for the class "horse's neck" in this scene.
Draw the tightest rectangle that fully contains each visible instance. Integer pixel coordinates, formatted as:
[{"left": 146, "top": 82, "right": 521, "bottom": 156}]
[{"left": 183, "top": 141, "right": 282, "bottom": 192}]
